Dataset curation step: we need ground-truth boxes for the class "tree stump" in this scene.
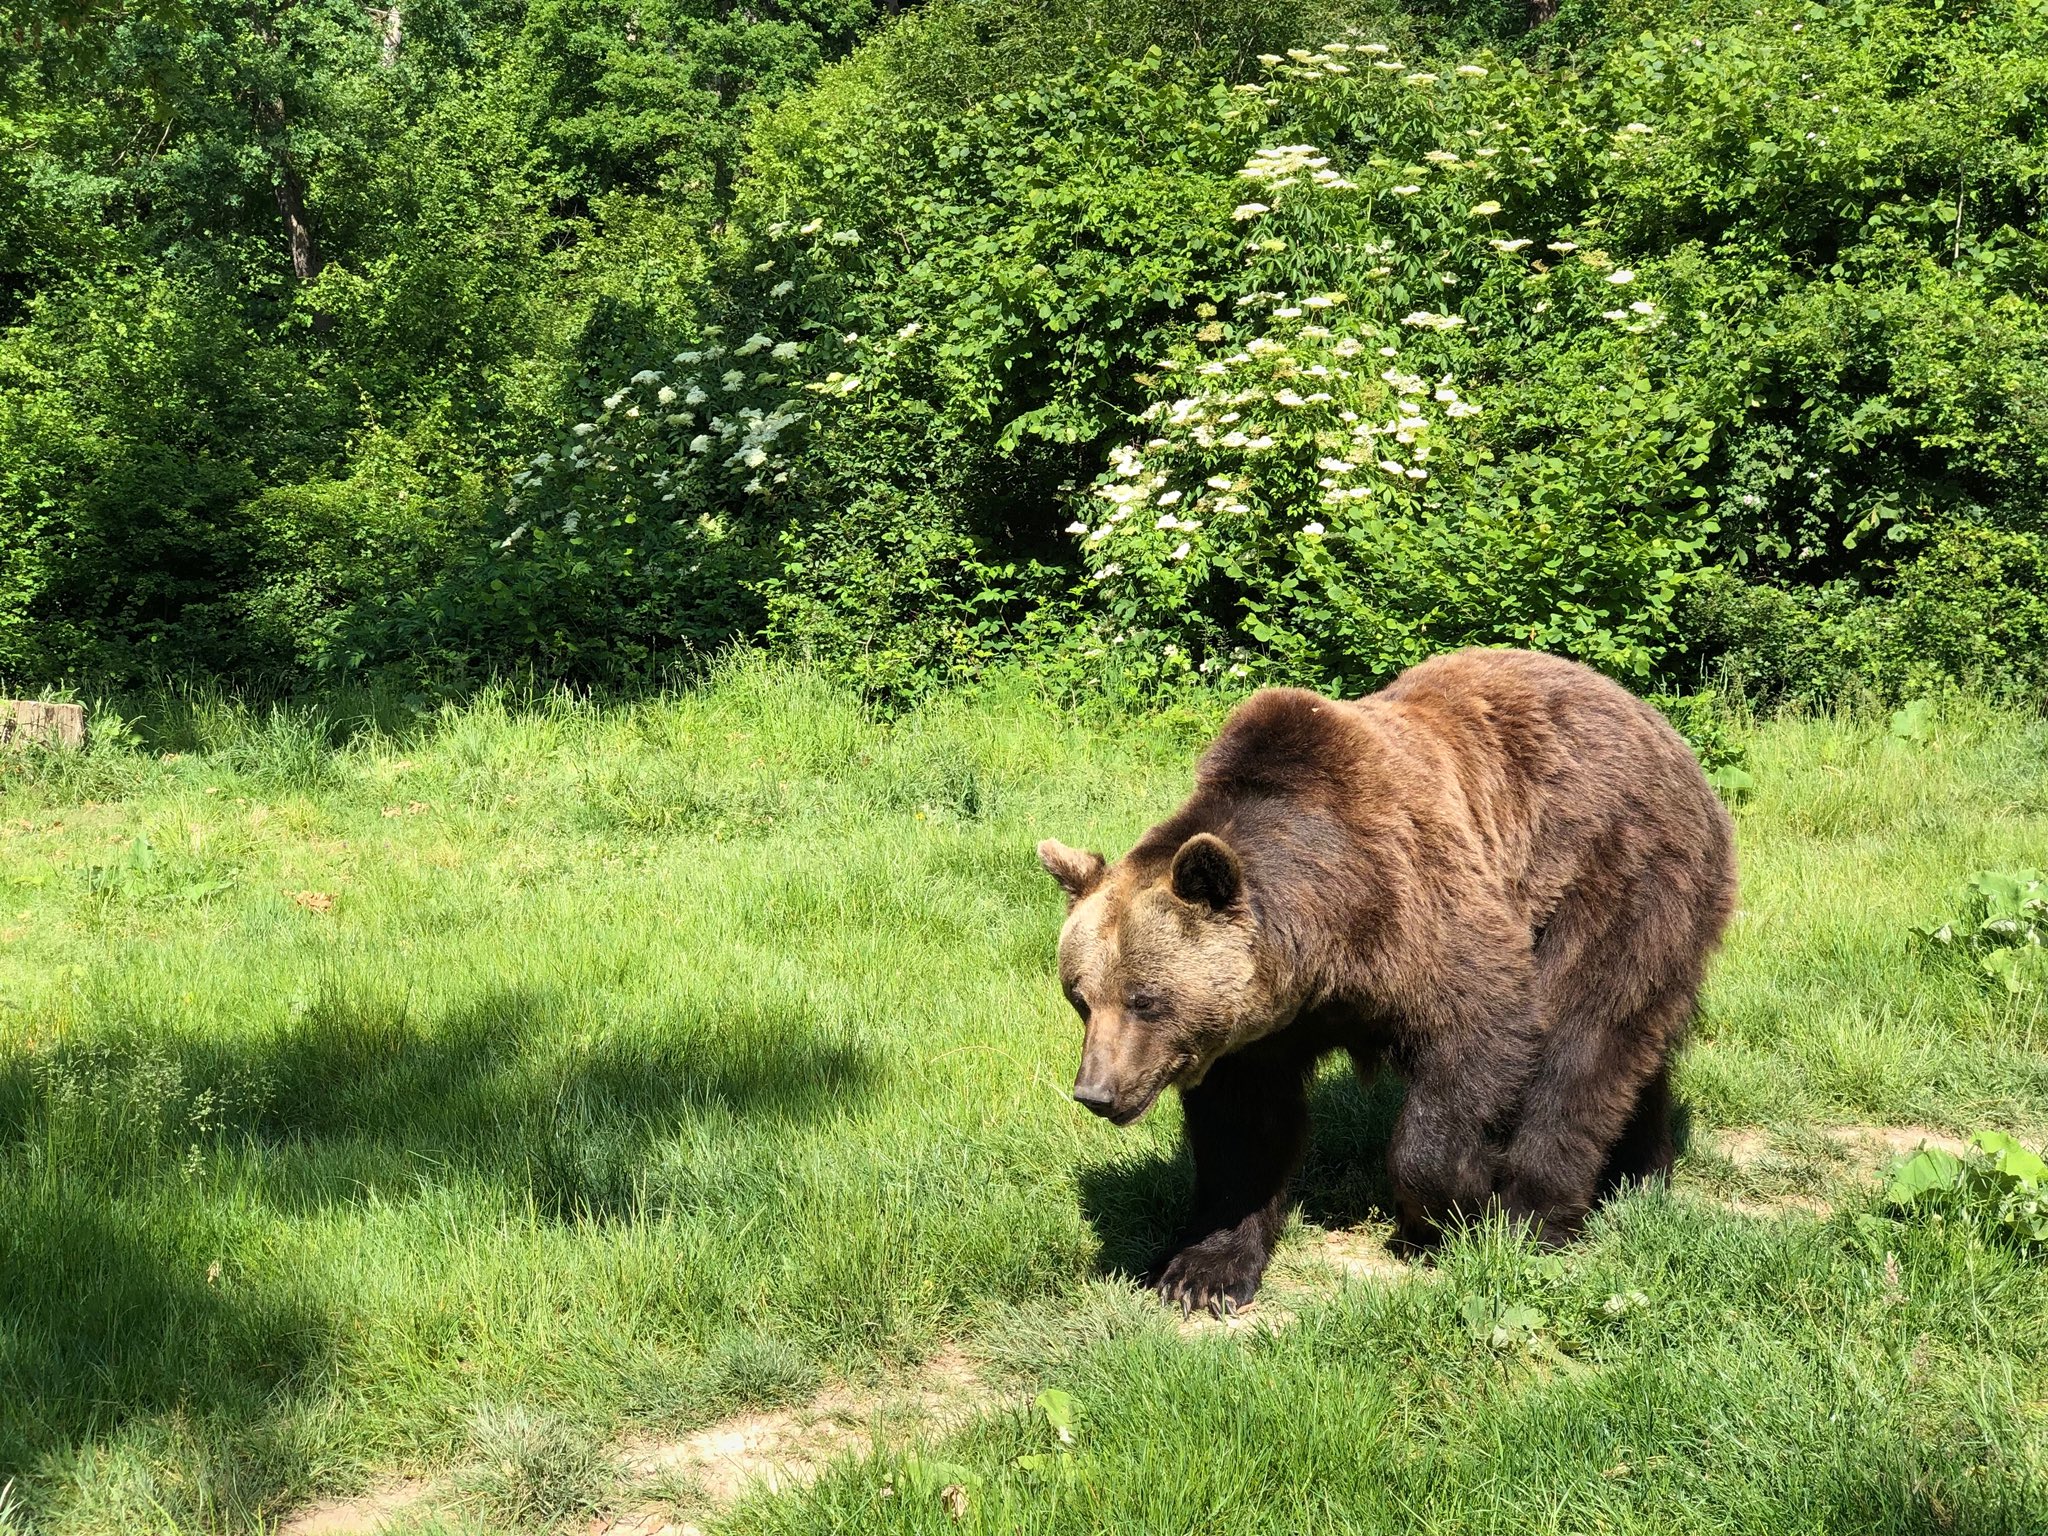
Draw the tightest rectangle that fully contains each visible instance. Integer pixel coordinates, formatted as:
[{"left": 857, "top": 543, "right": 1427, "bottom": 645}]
[{"left": 0, "top": 701, "right": 86, "bottom": 750}]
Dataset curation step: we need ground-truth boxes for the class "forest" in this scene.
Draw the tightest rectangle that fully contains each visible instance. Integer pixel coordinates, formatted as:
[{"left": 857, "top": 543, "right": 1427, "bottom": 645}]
[{"left": 3, "top": 0, "right": 2044, "bottom": 707}]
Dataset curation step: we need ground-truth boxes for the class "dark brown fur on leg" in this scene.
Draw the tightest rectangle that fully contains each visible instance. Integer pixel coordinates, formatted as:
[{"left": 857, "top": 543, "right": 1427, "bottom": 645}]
[
  {"left": 1386, "top": 950, "right": 1544, "bottom": 1249},
  {"left": 1500, "top": 984, "right": 1700, "bottom": 1241},
  {"left": 1149, "top": 1039, "right": 1315, "bottom": 1313},
  {"left": 1598, "top": 1062, "right": 1676, "bottom": 1196},
  {"left": 1485, "top": 828, "right": 1722, "bottom": 1238}
]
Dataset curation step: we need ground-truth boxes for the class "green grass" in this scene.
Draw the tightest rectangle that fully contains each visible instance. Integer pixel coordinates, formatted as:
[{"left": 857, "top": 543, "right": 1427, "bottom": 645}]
[{"left": 1, "top": 659, "right": 2045, "bottom": 1534}]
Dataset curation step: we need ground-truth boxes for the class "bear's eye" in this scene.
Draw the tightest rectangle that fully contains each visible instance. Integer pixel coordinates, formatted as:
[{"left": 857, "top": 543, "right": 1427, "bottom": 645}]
[{"left": 1126, "top": 991, "right": 1161, "bottom": 1017}]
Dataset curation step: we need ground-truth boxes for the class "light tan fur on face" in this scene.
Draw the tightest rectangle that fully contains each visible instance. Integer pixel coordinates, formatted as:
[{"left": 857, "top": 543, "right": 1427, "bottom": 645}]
[{"left": 1048, "top": 852, "right": 1288, "bottom": 1123}]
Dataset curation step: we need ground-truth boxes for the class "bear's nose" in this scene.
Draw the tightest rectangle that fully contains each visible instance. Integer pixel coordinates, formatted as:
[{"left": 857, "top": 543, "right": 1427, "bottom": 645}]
[{"left": 1072, "top": 1081, "right": 1118, "bottom": 1117}]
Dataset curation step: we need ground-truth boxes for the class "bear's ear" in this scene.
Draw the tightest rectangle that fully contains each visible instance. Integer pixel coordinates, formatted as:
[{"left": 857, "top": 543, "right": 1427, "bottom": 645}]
[
  {"left": 1038, "top": 839, "right": 1106, "bottom": 905},
  {"left": 1169, "top": 832, "right": 1243, "bottom": 914}
]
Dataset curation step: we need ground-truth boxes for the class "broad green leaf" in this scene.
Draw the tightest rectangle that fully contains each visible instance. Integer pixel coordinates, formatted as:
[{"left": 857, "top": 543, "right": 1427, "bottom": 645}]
[
  {"left": 1460, "top": 1294, "right": 1496, "bottom": 1338},
  {"left": 1034, "top": 1388, "right": 1078, "bottom": 1445},
  {"left": 1886, "top": 1147, "right": 1964, "bottom": 1204},
  {"left": 1973, "top": 1132, "right": 2048, "bottom": 1187},
  {"left": 1705, "top": 764, "right": 1755, "bottom": 797},
  {"left": 1888, "top": 699, "right": 1935, "bottom": 744},
  {"left": 1979, "top": 948, "right": 2030, "bottom": 994}
]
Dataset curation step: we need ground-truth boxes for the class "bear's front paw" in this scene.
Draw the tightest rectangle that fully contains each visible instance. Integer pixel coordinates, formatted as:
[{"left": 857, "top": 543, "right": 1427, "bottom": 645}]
[{"left": 1148, "top": 1233, "right": 1267, "bottom": 1317}]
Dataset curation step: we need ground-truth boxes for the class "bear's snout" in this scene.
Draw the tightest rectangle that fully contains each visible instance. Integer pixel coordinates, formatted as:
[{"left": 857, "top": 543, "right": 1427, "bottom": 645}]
[
  {"left": 1071, "top": 1020, "right": 1169, "bottom": 1125},
  {"left": 1071, "top": 1057, "right": 1173, "bottom": 1126},
  {"left": 1071, "top": 1079, "right": 1119, "bottom": 1117}
]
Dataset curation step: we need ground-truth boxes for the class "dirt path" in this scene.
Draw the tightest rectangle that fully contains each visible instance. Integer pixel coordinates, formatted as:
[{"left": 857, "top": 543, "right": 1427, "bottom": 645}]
[
  {"left": 1698, "top": 1121, "right": 1972, "bottom": 1215},
  {"left": 278, "top": 1352, "right": 997, "bottom": 1536},
  {"left": 614, "top": 1348, "right": 991, "bottom": 1514},
  {"left": 276, "top": 1120, "right": 1979, "bottom": 1535}
]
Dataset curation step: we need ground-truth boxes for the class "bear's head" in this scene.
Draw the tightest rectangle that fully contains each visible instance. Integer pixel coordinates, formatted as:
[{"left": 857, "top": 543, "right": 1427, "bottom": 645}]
[{"left": 1037, "top": 832, "right": 1289, "bottom": 1124}]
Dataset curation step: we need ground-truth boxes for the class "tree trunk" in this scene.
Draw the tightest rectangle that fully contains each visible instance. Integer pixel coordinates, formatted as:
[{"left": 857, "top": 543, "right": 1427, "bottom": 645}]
[
  {"left": 370, "top": 4, "right": 401, "bottom": 67},
  {"left": 252, "top": 88, "right": 325, "bottom": 289},
  {"left": 267, "top": 137, "right": 323, "bottom": 284},
  {"left": 244, "top": 4, "right": 329, "bottom": 319}
]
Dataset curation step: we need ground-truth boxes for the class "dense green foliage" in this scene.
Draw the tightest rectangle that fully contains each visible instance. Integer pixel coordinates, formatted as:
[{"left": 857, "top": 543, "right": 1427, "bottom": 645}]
[
  {"left": 3, "top": 0, "right": 2046, "bottom": 699},
  {"left": 0, "top": 0, "right": 864, "bottom": 684}
]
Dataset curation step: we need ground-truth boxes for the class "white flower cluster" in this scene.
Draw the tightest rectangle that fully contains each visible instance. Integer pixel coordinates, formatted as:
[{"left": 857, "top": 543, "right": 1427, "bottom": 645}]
[
  {"left": 1072, "top": 285, "right": 1487, "bottom": 585},
  {"left": 1253, "top": 40, "right": 1449, "bottom": 87},
  {"left": 499, "top": 190, "right": 949, "bottom": 541},
  {"left": 1238, "top": 143, "right": 1356, "bottom": 194},
  {"left": 1243, "top": 43, "right": 1672, "bottom": 347},
  {"left": 508, "top": 323, "right": 833, "bottom": 524},
  {"left": 1066, "top": 98, "right": 1551, "bottom": 610}
]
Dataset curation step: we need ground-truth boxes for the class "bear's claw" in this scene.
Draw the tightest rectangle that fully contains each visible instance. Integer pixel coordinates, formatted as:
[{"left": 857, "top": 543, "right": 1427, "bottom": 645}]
[{"left": 1148, "top": 1237, "right": 1266, "bottom": 1317}]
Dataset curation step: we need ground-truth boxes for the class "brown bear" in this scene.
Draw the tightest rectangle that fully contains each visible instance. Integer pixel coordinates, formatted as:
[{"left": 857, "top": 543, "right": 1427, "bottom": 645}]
[{"left": 1037, "top": 648, "right": 1736, "bottom": 1313}]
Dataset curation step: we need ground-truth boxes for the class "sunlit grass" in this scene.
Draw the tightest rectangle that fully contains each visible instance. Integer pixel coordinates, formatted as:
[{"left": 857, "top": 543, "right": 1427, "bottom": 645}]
[{"left": 1, "top": 660, "right": 2043, "bottom": 1533}]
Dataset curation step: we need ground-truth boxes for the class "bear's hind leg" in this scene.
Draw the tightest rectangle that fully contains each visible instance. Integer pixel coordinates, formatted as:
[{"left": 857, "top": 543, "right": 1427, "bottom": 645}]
[
  {"left": 1596, "top": 1061, "right": 1675, "bottom": 1199},
  {"left": 1386, "top": 985, "right": 1544, "bottom": 1252},
  {"left": 1500, "top": 984, "right": 1694, "bottom": 1243},
  {"left": 1150, "top": 1044, "right": 1315, "bottom": 1314}
]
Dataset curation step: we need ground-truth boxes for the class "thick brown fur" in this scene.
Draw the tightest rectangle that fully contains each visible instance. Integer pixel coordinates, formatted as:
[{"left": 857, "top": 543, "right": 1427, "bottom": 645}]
[{"left": 1038, "top": 648, "right": 1737, "bottom": 1313}]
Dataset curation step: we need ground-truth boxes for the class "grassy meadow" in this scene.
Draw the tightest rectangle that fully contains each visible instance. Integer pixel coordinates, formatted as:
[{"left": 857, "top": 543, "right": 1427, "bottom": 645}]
[{"left": 1, "top": 661, "right": 2045, "bottom": 1534}]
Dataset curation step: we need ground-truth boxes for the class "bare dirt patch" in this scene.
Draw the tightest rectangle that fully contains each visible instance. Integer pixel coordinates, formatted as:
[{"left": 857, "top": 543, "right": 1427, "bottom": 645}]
[
  {"left": 1823, "top": 1124, "right": 1973, "bottom": 1161},
  {"left": 1302, "top": 1226, "right": 1416, "bottom": 1285},
  {"left": 1709, "top": 1122, "right": 1972, "bottom": 1170},
  {"left": 1698, "top": 1122, "right": 1976, "bottom": 1217},
  {"left": 278, "top": 1354, "right": 998, "bottom": 1536},
  {"left": 615, "top": 1349, "right": 992, "bottom": 1510},
  {"left": 277, "top": 1481, "right": 431, "bottom": 1536},
  {"left": 587, "top": 1517, "right": 700, "bottom": 1536},
  {"left": 1170, "top": 1298, "right": 1299, "bottom": 1337}
]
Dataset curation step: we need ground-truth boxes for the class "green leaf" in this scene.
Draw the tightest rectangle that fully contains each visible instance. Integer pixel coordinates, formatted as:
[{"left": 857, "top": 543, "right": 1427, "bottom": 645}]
[
  {"left": 1888, "top": 699, "right": 1936, "bottom": 745},
  {"left": 1705, "top": 764, "right": 1755, "bottom": 799},
  {"left": 1886, "top": 1147, "right": 1964, "bottom": 1205},
  {"left": 1034, "top": 1388, "right": 1078, "bottom": 1445},
  {"left": 1972, "top": 1131, "right": 2048, "bottom": 1187},
  {"left": 1978, "top": 948, "right": 2030, "bottom": 995},
  {"left": 899, "top": 1454, "right": 978, "bottom": 1494},
  {"left": 1526, "top": 1334, "right": 1591, "bottom": 1376},
  {"left": 1460, "top": 1293, "right": 1496, "bottom": 1339},
  {"left": 1848, "top": 1212, "right": 1897, "bottom": 1259}
]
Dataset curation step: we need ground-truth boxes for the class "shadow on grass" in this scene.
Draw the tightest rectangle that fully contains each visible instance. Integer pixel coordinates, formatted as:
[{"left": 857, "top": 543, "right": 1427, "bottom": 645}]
[
  {"left": 1077, "top": 1064, "right": 1698, "bottom": 1278},
  {"left": 1076, "top": 1068, "right": 1409, "bottom": 1279},
  {"left": 0, "top": 1192, "right": 330, "bottom": 1497},
  {"left": 0, "top": 983, "right": 874, "bottom": 1223},
  {"left": 242, "top": 985, "right": 873, "bottom": 1221},
  {"left": 0, "top": 984, "right": 876, "bottom": 1494}
]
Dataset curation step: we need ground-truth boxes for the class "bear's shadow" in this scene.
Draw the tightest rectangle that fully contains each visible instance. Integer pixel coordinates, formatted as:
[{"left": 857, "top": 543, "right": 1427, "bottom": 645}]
[{"left": 1074, "top": 1065, "right": 1693, "bottom": 1278}]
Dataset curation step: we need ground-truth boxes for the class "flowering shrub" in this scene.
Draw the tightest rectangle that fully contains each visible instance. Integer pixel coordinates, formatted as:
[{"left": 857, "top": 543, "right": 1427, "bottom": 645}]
[
  {"left": 1070, "top": 46, "right": 1720, "bottom": 687},
  {"left": 466, "top": 332, "right": 825, "bottom": 670},
  {"left": 466, "top": 0, "right": 2048, "bottom": 699},
  {"left": 472, "top": 51, "right": 1260, "bottom": 682},
  {"left": 468, "top": 223, "right": 908, "bottom": 673}
]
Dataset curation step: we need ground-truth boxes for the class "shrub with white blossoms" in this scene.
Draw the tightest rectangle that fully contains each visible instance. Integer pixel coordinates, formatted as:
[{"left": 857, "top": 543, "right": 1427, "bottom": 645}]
[
  {"left": 1074, "top": 281, "right": 1504, "bottom": 685},
  {"left": 502, "top": 328, "right": 832, "bottom": 556},
  {"left": 480, "top": 288, "right": 881, "bottom": 662},
  {"left": 497, "top": 213, "right": 908, "bottom": 571},
  {"left": 1068, "top": 39, "right": 1708, "bottom": 688}
]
